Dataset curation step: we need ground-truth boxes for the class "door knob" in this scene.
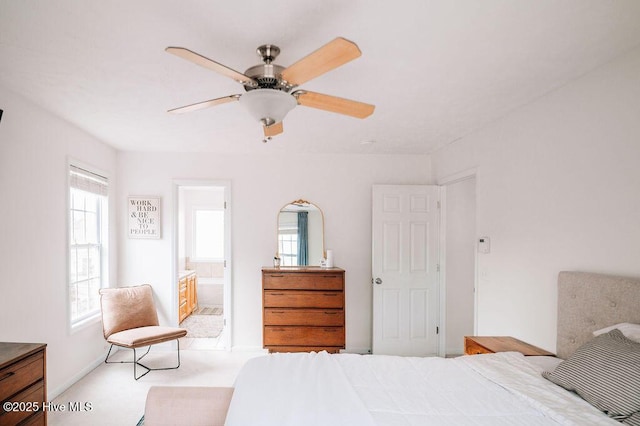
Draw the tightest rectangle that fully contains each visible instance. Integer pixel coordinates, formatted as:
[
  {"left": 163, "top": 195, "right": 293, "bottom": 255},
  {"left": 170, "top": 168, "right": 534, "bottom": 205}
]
[{"left": 375, "top": 278, "right": 383, "bottom": 285}]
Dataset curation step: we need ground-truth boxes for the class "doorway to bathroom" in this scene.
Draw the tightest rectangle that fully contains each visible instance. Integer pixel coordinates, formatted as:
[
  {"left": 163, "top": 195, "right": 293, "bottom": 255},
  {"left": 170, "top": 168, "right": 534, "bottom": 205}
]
[{"left": 174, "top": 181, "right": 231, "bottom": 350}]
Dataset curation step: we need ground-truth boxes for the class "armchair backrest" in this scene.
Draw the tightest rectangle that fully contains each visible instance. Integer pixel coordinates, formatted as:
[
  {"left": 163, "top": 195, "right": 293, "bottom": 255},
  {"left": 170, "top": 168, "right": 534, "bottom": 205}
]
[{"left": 99, "top": 284, "right": 160, "bottom": 339}]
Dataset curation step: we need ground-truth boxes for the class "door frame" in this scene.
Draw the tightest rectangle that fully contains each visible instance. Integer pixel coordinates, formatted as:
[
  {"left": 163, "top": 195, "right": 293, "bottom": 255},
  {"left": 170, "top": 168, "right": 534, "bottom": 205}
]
[
  {"left": 172, "top": 179, "right": 232, "bottom": 350},
  {"left": 438, "top": 168, "right": 478, "bottom": 355}
]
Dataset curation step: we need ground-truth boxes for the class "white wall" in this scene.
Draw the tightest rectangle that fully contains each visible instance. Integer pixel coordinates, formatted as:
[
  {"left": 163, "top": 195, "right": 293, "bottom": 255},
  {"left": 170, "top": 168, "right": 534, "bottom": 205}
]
[
  {"left": 0, "top": 86, "right": 118, "bottom": 397},
  {"left": 118, "top": 152, "right": 431, "bottom": 352},
  {"left": 443, "top": 176, "right": 476, "bottom": 355},
  {"left": 432, "top": 46, "right": 640, "bottom": 352}
]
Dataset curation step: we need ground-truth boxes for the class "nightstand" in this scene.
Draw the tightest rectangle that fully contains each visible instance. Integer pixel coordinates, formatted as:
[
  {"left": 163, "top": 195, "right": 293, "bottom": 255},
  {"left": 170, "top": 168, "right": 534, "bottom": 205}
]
[{"left": 464, "top": 336, "right": 555, "bottom": 356}]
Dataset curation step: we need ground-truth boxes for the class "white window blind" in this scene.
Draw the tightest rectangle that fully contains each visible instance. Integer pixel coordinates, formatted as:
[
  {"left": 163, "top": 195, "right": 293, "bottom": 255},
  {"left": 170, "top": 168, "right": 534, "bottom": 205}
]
[{"left": 69, "top": 165, "right": 108, "bottom": 196}]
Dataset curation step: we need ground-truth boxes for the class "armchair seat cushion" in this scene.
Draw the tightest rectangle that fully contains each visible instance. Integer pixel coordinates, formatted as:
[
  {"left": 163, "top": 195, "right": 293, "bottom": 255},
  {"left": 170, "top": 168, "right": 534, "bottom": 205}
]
[{"left": 107, "top": 326, "right": 187, "bottom": 348}]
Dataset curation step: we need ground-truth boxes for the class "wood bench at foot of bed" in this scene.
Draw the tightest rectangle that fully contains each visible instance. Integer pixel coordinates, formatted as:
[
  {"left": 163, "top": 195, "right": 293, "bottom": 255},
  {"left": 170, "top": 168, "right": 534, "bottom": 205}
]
[{"left": 144, "top": 386, "right": 233, "bottom": 426}]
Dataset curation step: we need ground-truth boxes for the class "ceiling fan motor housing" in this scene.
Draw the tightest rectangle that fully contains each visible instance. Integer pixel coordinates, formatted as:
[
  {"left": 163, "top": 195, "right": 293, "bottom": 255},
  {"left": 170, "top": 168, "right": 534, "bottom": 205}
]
[
  {"left": 242, "top": 44, "right": 294, "bottom": 92},
  {"left": 243, "top": 63, "right": 288, "bottom": 91}
]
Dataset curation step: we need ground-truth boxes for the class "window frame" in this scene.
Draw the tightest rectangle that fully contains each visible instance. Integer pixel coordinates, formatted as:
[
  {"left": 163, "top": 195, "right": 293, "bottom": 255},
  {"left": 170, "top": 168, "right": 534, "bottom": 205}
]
[
  {"left": 67, "top": 161, "right": 109, "bottom": 332},
  {"left": 278, "top": 230, "right": 298, "bottom": 266}
]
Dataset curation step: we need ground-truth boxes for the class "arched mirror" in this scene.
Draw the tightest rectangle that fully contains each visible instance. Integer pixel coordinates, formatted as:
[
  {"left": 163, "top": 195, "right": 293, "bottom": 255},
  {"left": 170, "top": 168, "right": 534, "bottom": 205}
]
[{"left": 277, "top": 200, "right": 325, "bottom": 266}]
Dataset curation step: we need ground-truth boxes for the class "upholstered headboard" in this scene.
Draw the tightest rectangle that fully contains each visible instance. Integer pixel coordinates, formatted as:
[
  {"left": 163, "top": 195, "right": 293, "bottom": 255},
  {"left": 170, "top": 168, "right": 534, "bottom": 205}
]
[{"left": 557, "top": 271, "right": 640, "bottom": 359}]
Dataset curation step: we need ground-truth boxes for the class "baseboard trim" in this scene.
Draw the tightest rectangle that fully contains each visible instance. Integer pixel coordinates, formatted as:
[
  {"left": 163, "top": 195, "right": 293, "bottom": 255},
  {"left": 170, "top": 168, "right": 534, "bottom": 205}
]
[{"left": 48, "top": 350, "right": 109, "bottom": 400}]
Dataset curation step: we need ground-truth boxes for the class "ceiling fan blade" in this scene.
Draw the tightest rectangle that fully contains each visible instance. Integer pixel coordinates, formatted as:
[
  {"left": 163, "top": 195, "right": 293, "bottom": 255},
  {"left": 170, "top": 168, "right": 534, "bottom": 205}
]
[
  {"left": 168, "top": 94, "right": 241, "bottom": 114},
  {"left": 263, "top": 121, "right": 284, "bottom": 137},
  {"left": 294, "top": 90, "right": 375, "bottom": 119},
  {"left": 165, "top": 47, "right": 256, "bottom": 86},
  {"left": 281, "top": 37, "right": 361, "bottom": 86}
]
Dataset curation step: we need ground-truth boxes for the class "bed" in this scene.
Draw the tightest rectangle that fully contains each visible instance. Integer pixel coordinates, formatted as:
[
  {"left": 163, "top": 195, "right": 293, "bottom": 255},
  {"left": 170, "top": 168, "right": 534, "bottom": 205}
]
[{"left": 223, "top": 271, "right": 640, "bottom": 426}]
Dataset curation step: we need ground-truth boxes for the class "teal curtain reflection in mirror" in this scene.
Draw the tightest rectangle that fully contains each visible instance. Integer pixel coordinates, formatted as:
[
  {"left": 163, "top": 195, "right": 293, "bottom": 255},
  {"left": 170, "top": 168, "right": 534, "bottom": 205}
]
[{"left": 297, "top": 211, "right": 308, "bottom": 265}]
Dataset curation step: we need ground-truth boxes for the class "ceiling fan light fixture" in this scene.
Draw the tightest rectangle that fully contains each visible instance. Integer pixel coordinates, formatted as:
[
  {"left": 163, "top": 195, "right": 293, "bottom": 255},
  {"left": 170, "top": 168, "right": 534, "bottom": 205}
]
[
  {"left": 239, "top": 89, "right": 297, "bottom": 125},
  {"left": 166, "top": 38, "right": 374, "bottom": 136}
]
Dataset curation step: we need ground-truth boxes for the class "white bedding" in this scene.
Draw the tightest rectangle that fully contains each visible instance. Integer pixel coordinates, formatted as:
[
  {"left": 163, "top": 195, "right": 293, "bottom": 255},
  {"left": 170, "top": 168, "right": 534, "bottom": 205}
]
[{"left": 224, "top": 351, "right": 617, "bottom": 426}]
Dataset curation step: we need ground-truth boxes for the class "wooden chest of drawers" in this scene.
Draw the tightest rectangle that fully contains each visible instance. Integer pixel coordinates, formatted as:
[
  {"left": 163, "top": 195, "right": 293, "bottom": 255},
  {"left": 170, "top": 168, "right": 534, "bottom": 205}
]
[
  {"left": 0, "top": 342, "right": 47, "bottom": 426},
  {"left": 262, "top": 267, "right": 345, "bottom": 353}
]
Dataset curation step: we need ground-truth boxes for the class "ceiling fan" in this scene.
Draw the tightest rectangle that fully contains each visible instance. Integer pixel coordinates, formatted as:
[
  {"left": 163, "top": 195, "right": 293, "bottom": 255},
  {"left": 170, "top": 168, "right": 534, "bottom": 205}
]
[{"left": 165, "top": 37, "right": 375, "bottom": 141}]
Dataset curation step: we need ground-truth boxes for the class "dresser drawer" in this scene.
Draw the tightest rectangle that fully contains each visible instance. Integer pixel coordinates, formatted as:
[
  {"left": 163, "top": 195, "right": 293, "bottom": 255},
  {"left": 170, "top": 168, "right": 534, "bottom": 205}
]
[
  {"left": 264, "top": 308, "right": 344, "bottom": 326},
  {"left": 0, "top": 381, "right": 44, "bottom": 425},
  {"left": 0, "top": 351, "right": 44, "bottom": 402},
  {"left": 17, "top": 409, "right": 45, "bottom": 426},
  {"left": 264, "top": 290, "right": 343, "bottom": 308},
  {"left": 263, "top": 273, "right": 343, "bottom": 290},
  {"left": 264, "top": 326, "right": 345, "bottom": 346}
]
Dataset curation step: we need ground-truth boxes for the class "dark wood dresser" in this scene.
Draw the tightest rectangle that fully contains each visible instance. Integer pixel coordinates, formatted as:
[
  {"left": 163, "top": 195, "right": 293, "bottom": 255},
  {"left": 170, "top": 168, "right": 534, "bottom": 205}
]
[
  {"left": 0, "top": 342, "right": 47, "bottom": 426},
  {"left": 262, "top": 267, "right": 345, "bottom": 353}
]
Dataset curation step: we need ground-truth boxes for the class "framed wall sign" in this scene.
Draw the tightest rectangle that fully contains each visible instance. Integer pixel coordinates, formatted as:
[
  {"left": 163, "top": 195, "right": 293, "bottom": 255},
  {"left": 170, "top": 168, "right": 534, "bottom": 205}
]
[{"left": 128, "top": 196, "right": 161, "bottom": 239}]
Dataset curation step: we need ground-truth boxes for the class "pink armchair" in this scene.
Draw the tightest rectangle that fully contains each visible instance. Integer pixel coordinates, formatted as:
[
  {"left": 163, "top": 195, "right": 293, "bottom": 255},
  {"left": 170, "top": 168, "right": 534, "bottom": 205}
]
[{"left": 99, "top": 284, "right": 187, "bottom": 379}]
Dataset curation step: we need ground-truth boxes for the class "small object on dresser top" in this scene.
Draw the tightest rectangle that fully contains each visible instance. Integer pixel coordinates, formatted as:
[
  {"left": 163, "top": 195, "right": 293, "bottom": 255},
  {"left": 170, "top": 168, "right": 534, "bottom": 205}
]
[
  {"left": 325, "top": 249, "right": 334, "bottom": 267},
  {"left": 464, "top": 336, "right": 555, "bottom": 356}
]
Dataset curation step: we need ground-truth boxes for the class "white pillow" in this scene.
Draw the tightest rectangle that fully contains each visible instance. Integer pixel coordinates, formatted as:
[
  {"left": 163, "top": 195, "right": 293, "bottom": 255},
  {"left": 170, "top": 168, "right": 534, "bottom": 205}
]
[{"left": 593, "top": 322, "right": 640, "bottom": 343}]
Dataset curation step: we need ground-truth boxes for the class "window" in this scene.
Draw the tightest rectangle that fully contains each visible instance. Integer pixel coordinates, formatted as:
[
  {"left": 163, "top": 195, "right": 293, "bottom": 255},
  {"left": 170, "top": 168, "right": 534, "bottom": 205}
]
[
  {"left": 68, "top": 165, "right": 108, "bottom": 327},
  {"left": 278, "top": 211, "right": 298, "bottom": 266},
  {"left": 193, "top": 209, "right": 224, "bottom": 260}
]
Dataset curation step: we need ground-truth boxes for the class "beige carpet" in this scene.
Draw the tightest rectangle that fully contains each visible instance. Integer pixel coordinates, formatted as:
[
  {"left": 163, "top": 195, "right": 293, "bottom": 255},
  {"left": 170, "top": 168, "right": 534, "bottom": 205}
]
[{"left": 48, "top": 349, "right": 264, "bottom": 426}]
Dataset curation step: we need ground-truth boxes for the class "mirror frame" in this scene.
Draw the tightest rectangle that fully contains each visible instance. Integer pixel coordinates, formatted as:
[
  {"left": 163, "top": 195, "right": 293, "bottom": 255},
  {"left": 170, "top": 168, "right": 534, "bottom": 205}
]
[{"left": 276, "top": 199, "right": 325, "bottom": 266}]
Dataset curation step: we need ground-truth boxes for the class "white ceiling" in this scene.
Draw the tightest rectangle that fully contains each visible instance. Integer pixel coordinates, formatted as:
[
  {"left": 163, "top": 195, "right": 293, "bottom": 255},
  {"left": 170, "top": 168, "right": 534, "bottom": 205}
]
[{"left": 2, "top": 0, "right": 640, "bottom": 155}]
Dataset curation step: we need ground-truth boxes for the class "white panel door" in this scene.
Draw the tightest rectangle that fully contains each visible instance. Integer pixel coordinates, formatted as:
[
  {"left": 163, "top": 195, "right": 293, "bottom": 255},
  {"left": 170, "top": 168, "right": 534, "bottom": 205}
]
[{"left": 372, "top": 185, "right": 441, "bottom": 356}]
